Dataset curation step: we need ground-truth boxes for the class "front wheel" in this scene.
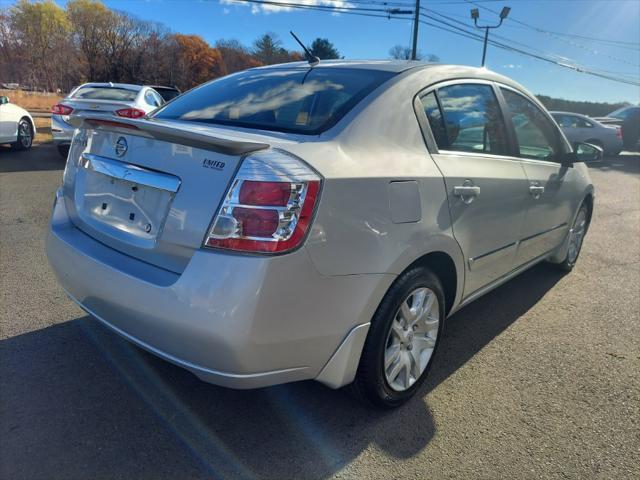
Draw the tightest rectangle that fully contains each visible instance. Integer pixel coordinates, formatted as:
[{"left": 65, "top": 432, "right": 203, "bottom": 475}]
[
  {"left": 349, "top": 266, "right": 445, "bottom": 408},
  {"left": 556, "top": 203, "right": 589, "bottom": 272},
  {"left": 11, "top": 119, "right": 33, "bottom": 151}
]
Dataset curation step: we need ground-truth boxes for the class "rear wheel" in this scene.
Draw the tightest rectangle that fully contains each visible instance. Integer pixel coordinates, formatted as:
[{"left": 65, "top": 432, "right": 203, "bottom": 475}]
[
  {"left": 349, "top": 266, "right": 445, "bottom": 408},
  {"left": 57, "top": 144, "right": 70, "bottom": 158},
  {"left": 11, "top": 119, "right": 33, "bottom": 151}
]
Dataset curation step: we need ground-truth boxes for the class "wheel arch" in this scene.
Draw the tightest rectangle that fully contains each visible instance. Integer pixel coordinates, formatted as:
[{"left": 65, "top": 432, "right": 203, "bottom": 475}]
[
  {"left": 583, "top": 191, "right": 594, "bottom": 225},
  {"left": 400, "top": 250, "right": 459, "bottom": 316}
]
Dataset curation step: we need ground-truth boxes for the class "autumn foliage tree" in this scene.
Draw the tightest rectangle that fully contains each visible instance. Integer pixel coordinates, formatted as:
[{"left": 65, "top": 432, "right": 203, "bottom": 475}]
[
  {"left": 172, "top": 34, "right": 223, "bottom": 89},
  {"left": 0, "top": 0, "right": 327, "bottom": 92}
]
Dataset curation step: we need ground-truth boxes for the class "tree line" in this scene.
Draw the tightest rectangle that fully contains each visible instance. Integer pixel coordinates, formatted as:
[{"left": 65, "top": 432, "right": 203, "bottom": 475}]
[
  {"left": 536, "top": 95, "right": 629, "bottom": 118},
  {"left": 0, "top": 0, "right": 341, "bottom": 93}
]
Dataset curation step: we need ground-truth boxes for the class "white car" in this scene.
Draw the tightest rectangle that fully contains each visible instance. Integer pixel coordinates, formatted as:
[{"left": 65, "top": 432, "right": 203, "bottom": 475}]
[{"left": 0, "top": 95, "right": 36, "bottom": 150}]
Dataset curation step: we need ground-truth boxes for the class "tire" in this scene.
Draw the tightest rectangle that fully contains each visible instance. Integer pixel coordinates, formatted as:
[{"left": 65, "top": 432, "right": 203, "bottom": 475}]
[
  {"left": 10, "top": 118, "right": 33, "bottom": 151},
  {"left": 555, "top": 202, "right": 590, "bottom": 272},
  {"left": 57, "top": 144, "right": 70, "bottom": 158},
  {"left": 349, "top": 266, "right": 446, "bottom": 408}
]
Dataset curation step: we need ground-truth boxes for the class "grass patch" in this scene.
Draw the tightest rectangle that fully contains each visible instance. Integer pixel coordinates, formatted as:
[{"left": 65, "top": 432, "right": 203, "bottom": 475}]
[
  {"left": 1, "top": 89, "right": 62, "bottom": 113},
  {"left": 33, "top": 116, "right": 52, "bottom": 143}
]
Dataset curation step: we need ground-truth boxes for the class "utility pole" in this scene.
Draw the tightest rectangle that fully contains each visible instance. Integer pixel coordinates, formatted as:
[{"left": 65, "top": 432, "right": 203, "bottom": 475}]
[
  {"left": 471, "top": 6, "right": 511, "bottom": 66},
  {"left": 411, "top": 0, "right": 421, "bottom": 60}
]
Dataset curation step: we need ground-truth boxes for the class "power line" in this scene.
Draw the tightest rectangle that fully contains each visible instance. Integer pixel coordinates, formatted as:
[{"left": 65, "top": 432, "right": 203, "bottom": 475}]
[
  {"left": 464, "top": 0, "right": 640, "bottom": 50},
  {"left": 417, "top": 14, "right": 640, "bottom": 86},
  {"left": 424, "top": 8, "right": 640, "bottom": 71},
  {"left": 225, "top": 0, "right": 639, "bottom": 86},
  {"left": 224, "top": 0, "right": 413, "bottom": 16}
]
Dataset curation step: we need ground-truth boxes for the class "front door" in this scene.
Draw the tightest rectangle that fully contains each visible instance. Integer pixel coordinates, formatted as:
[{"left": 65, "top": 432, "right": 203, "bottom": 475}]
[
  {"left": 417, "top": 82, "right": 529, "bottom": 297},
  {"left": 499, "top": 88, "right": 577, "bottom": 264}
]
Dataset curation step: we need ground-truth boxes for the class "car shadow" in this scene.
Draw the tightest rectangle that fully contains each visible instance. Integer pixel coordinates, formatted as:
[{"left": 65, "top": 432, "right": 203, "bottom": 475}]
[
  {"left": 0, "top": 264, "right": 565, "bottom": 480},
  {"left": 0, "top": 142, "right": 64, "bottom": 173}
]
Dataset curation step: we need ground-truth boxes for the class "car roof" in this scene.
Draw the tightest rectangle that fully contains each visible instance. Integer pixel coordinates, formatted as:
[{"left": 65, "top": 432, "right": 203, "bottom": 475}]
[
  {"left": 77, "top": 82, "right": 143, "bottom": 91},
  {"left": 251, "top": 59, "right": 434, "bottom": 73},
  {"left": 249, "top": 60, "right": 533, "bottom": 92}
]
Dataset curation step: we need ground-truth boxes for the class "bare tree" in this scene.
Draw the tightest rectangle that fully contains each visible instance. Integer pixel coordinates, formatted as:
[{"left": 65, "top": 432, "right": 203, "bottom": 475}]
[{"left": 389, "top": 45, "right": 439, "bottom": 62}]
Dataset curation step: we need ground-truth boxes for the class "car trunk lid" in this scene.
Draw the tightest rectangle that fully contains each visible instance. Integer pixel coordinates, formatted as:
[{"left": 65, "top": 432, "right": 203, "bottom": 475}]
[
  {"left": 62, "top": 116, "right": 269, "bottom": 273},
  {"left": 63, "top": 98, "right": 139, "bottom": 117}
]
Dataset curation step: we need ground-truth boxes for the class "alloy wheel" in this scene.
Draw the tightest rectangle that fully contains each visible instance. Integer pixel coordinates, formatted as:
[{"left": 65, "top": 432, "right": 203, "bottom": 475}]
[
  {"left": 384, "top": 287, "right": 440, "bottom": 392},
  {"left": 19, "top": 121, "right": 32, "bottom": 148},
  {"left": 567, "top": 207, "right": 587, "bottom": 265}
]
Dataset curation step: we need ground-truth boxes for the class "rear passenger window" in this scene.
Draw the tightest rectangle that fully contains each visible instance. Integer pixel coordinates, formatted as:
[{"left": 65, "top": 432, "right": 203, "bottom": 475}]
[
  {"left": 420, "top": 92, "right": 448, "bottom": 148},
  {"left": 501, "top": 88, "right": 559, "bottom": 161},
  {"left": 420, "top": 84, "right": 509, "bottom": 155}
]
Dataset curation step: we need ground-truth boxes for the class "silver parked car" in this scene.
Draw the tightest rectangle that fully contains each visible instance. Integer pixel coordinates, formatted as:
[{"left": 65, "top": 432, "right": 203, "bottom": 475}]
[
  {"left": 551, "top": 111, "right": 622, "bottom": 155},
  {"left": 46, "top": 61, "right": 600, "bottom": 408},
  {"left": 51, "top": 83, "right": 166, "bottom": 157}
]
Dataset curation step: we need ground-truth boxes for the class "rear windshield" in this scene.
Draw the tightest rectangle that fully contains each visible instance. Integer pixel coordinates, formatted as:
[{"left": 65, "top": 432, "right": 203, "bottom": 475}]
[
  {"left": 72, "top": 87, "right": 139, "bottom": 102},
  {"left": 153, "top": 88, "right": 181, "bottom": 102},
  {"left": 608, "top": 107, "right": 638, "bottom": 120},
  {"left": 152, "top": 67, "right": 396, "bottom": 134}
]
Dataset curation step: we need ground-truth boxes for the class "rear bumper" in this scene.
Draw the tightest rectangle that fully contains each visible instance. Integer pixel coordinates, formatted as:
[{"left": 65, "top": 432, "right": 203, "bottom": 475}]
[
  {"left": 51, "top": 115, "right": 74, "bottom": 146},
  {"left": 46, "top": 190, "right": 393, "bottom": 388},
  {"left": 603, "top": 137, "right": 624, "bottom": 154}
]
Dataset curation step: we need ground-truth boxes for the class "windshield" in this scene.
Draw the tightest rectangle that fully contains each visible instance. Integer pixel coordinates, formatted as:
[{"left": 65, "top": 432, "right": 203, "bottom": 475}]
[
  {"left": 152, "top": 67, "right": 395, "bottom": 134},
  {"left": 72, "top": 87, "right": 139, "bottom": 102}
]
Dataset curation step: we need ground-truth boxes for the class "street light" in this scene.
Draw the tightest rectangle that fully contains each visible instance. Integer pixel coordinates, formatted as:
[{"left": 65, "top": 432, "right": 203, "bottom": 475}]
[{"left": 471, "top": 6, "right": 511, "bottom": 67}]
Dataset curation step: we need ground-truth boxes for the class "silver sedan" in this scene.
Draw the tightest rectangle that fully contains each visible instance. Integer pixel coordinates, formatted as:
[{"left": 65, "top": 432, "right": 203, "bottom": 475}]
[
  {"left": 551, "top": 111, "right": 623, "bottom": 155},
  {"left": 51, "top": 83, "right": 165, "bottom": 157},
  {"left": 47, "top": 61, "right": 599, "bottom": 408}
]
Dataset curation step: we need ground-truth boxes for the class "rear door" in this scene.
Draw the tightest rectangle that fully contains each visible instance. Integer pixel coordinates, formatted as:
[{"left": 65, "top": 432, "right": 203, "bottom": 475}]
[
  {"left": 417, "top": 81, "right": 529, "bottom": 297},
  {"left": 498, "top": 87, "right": 577, "bottom": 265}
]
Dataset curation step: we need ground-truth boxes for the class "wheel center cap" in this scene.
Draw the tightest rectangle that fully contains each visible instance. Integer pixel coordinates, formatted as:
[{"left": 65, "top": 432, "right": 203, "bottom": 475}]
[{"left": 406, "top": 331, "right": 414, "bottom": 343}]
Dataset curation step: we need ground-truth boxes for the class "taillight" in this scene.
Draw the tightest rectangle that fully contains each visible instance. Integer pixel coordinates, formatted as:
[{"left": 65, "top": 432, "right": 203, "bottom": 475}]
[
  {"left": 616, "top": 126, "right": 623, "bottom": 139},
  {"left": 115, "top": 108, "right": 146, "bottom": 119},
  {"left": 51, "top": 104, "right": 73, "bottom": 115},
  {"left": 204, "top": 149, "right": 322, "bottom": 254}
]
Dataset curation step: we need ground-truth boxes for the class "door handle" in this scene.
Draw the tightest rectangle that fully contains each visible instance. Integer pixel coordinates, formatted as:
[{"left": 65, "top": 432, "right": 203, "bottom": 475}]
[
  {"left": 454, "top": 184, "right": 481, "bottom": 204},
  {"left": 529, "top": 184, "right": 545, "bottom": 199}
]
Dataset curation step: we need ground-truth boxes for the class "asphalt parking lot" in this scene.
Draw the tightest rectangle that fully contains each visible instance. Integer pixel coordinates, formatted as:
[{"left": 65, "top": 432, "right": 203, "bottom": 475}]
[{"left": 1, "top": 141, "right": 639, "bottom": 480}]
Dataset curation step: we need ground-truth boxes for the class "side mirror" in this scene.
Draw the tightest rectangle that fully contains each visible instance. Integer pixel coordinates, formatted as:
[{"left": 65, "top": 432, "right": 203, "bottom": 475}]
[
  {"left": 563, "top": 141, "right": 603, "bottom": 165},
  {"left": 0, "top": 96, "right": 9, "bottom": 105}
]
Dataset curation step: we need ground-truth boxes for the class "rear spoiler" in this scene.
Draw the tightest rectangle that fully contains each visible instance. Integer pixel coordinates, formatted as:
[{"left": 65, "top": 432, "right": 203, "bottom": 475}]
[{"left": 69, "top": 114, "right": 270, "bottom": 156}]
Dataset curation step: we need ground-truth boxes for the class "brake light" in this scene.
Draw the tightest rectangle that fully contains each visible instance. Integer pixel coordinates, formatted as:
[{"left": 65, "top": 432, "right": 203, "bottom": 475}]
[
  {"left": 204, "top": 150, "right": 322, "bottom": 254},
  {"left": 616, "top": 126, "right": 623, "bottom": 139},
  {"left": 115, "top": 108, "right": 146, "bottom": 119},
  {"left": 51, "top": 104, "right": 73, "bottom": 115}
]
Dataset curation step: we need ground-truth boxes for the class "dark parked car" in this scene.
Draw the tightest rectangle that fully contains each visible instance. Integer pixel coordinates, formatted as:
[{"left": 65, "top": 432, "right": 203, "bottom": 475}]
[
  {"left": 595, "top": 106, "right": 640, "bottom": 151},
  {"left": 145, "top": 85, "right": 181, "bottom": 102}
]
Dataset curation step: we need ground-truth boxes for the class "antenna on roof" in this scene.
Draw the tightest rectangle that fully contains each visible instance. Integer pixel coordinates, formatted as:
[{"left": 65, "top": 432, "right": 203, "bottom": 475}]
[{"left": 290, "top": 31, "right": 320, "bottom": 67}]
